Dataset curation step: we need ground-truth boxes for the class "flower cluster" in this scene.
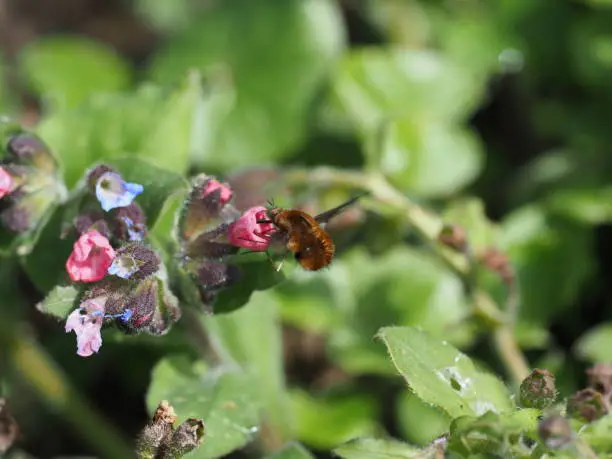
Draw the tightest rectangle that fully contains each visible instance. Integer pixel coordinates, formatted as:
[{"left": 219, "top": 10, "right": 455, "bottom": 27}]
[
  {"left": 63, "top": 164, "right": 180, "bottom": 357},
  {"left": 0, "top": 133, "right": 66, "bottom": 233},
  {"left": 177, "top": 174, "right": 282, "bottom": 308}
]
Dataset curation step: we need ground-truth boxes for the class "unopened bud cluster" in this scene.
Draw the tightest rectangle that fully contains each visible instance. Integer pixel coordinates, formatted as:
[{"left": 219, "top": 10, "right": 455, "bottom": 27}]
[{"left": 136, "top": 401, "right": 204, "bottom": 459}]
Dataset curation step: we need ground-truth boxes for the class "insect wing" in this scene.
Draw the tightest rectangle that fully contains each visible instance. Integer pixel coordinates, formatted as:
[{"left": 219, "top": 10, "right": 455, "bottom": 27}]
[{"left": 314, "top": 194, "right": 367, "bottom": 224}]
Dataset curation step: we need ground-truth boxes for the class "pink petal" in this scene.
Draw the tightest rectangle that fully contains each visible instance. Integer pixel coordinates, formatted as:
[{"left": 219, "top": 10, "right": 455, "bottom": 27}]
[
  {"left": 228, "top": 206, "right": 276, "bottom": 250},
  {"left": 203, "top": 179, "right": 232, "bottom": 205},
  {"left": 66, "top": 230, "right": 116, "bottom": 282},
  {"left": 0, "top": 168, "right": 13, "bottom": 198}
]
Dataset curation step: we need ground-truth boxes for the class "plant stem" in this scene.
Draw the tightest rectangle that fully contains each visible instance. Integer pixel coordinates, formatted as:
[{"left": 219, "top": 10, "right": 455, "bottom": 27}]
[{"left": 284, "top": 167, "right": 530, "bottom": 385}]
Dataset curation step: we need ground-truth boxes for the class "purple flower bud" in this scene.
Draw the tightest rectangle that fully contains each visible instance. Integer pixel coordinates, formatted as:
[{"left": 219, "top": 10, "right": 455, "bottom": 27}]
[
  {"left": 179, "top": 174, "right": 240, "bottom": 244},
  {"left": 113, "top": 203, "right": 147, "bottom": 241},
  {"left": 6, "top": 133, "right": 58, "bottom": 172},
  {"left": 567, "top": 388, "right": 608, "bottom": 422},
  {"left": 95, "top": 171, "right": 144, "bottom": 212},
  {"left": 197, "top": 260, "right": 240, "bottom": 291},
  {"left": 72, "top": 212, "right": 111, "bottom": 238}
]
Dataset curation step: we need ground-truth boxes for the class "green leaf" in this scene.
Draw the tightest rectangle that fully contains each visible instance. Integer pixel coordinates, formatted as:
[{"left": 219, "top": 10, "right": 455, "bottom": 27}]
[
  {"left": 204, "top": 291, "right": 292, "bottom": 441},
  {"left": 37, "top": 77, "right": 201, "bottom": 187},
  {"left": 579, "top": 414, "right": 612, "bottom": 452},
  {"left": 149, "top": 0, "right": 345, "bottom": 169},
  {"left": 546, "top": 186, "right": 612, "bottom": 224},
  {"left": 36, "top": 285, "right": 79, "bottom": 319},
  {"left": 20, "top": 36, "right": 131, "bottom": 110},
  {"left": 291, "top": 390, "right": 378, "bottom": 450},
  {"left": 265, "top": 443, "right": 314, "bottom": 459},
  {"left": 212, "top": 257, "right": 285, "bottom": 314},
  {"left": 21, "top": 202, "right": 76, "bottom": 293},
  {"left": 378, "top": 326, "right": 513, "bottom": 418},
  {"left": 396, "top": 392, "right": 451, "bottom": 446},
  {"left": 575, "top": 323, "right": 612, "bottom": 362},
  {"left": 327, "top": 248, "right": 472, "bottom": 376},
  {"left": 330, "top": 48, "right": 483, "bottom": 131},
  {"left": 374, "top": 118, "right": 483, "bottom": 197},
  {"left": 333, "top": 438, "right": 423, "bottom": 459},
  {"left": 147, "top": 358, "right": 261, "bottom": 459},
  {"left": 448, "top": 409, "right": 539, "bottom": 457},
  {"left": 500, "top": 205, "right": 595, "bottom": 324}
]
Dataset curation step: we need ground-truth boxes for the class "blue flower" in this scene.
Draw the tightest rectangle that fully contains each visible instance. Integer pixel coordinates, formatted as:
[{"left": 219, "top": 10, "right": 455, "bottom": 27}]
[
  {"left": 95, "top": 172, "right": 143, "bottom": 212},
  {"left": 107, "top": 254, "right": 140, "bottom": 279}
]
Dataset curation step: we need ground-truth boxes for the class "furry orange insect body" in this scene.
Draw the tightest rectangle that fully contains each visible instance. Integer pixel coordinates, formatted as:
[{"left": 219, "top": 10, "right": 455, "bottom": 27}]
[{"left": 261, "top": 195, "right": 364, "bottom": 271}]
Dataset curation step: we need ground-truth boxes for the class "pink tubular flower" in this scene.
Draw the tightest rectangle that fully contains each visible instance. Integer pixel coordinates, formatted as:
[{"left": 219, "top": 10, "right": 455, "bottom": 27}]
[
  {"left": 65, "top": 297, "right": 106, "bottom": 357},
  {"left": 66, "top": 230, "right": 116, "bottom": 282},
  {"left": 203, "top": 179, "right": 232, "bottom": 205},
  {"left": 227, "top": 206, "right": 277, "bottom": 250},
  {"left": 0, "top": 167, "right": 13, "bottom": 198}
]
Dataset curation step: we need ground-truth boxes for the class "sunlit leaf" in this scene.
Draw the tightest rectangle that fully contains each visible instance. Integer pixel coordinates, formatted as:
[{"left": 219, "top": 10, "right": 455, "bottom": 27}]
[
  {"left": 378, "top": 326, "right": 513, "bottom": 418},
  {"left": 147, "top": 358, "right": 261, "bottom": 459}
]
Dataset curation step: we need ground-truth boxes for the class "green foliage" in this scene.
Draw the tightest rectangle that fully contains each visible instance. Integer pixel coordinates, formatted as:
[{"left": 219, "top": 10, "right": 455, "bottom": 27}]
[
  {"left": 36, "top": 285, "right": 79, "bottom": 319},
  {"left": 4, "top": 0, "right": 612, "bottom": 458},
  {"left": 150, "top": 0, "right": 345, "bottom": 170},
  {"left": 147, "top": 358, "right": 260, "bottom": 459},
  {"left": 333, "top": 437, "right": 423, "bottom": 459},
  {"left": 20, "top": 36, "right": 132, "bottom": 110},
  {"left": 379, "top": 326, "right": 513, "bottom": 418}
]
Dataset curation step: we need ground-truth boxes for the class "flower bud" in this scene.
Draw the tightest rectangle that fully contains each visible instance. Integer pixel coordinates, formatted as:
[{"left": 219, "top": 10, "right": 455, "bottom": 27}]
[
  {"left": 72, "top": 212, "right": 111, "bottom": 238},
  {"left": 136, "top": 400, "right": 176, "bottom": 458},
  {"left": 537, "top": 414, "right": 573, "bottom": 449},
  {"left": 438, "top": 224, "right": 467, "bottom": 252},
  {"left": 478, "top": 247, "right": 515, "bottom": 285},
  {"left": 161, "top": 418, "right": 204, "bottom": 458},
  {"left": 113, "top": 271, "right": 181, "bottom": 336},
  {"left": 113, "top": 203, "right": 147, "bottom": 241},
  {"left": 179, "top": 174, "right": 239, "bottom": 243},
  {"left": 107, "top": 243, "right": 160, "bottom": 280},
  {"left": 519, "top": 368, "right": 557, "bottom": 409},
  {"left": 567, "top": 388, "right": 608, "bottom": 422},
  {"left": 136, "top": 401, "right": 204, "bottom": 459},
  {"left": 6, "top": 133, "right": 58, "bottom": 172},
  {"left": 197, "top": 260, "right": 241, "bottom": 291},
  {"left": 586, "top": 363, "right": 612, "bottom": 396}
]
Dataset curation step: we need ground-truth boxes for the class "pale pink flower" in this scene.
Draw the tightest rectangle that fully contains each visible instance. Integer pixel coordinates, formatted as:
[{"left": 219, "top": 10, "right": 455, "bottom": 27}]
[
  {"left": 65, "top": 297, "right": 106, "bottom": 357},
  {"left": 227, "top": 206, "right": 277, "bottom": 250},
  {"left": 66, "top": 230, "right": 116, "bottom": 282},
  {"left": 0, "top": 167, "right": 13, "bottom": 198},
  {"left": 203, "top": 179, "right": 232, "bottom": 205}
]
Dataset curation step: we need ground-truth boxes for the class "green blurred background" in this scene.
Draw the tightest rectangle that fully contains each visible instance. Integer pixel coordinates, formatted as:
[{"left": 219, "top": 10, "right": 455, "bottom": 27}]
[{"left": 3, "top": 0, "right": 612, "bottom": 457}]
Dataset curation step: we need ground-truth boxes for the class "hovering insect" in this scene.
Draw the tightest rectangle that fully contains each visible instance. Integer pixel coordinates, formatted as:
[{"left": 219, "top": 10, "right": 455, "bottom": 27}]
[{"left": 258, "top": 194, "right": 365, "bottom": 271}]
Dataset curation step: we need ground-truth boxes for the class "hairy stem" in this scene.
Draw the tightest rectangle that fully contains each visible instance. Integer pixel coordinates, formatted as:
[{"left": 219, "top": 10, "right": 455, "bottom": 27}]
[{"left": 284, "top": 167, "right": 530, "bottom": 385}]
